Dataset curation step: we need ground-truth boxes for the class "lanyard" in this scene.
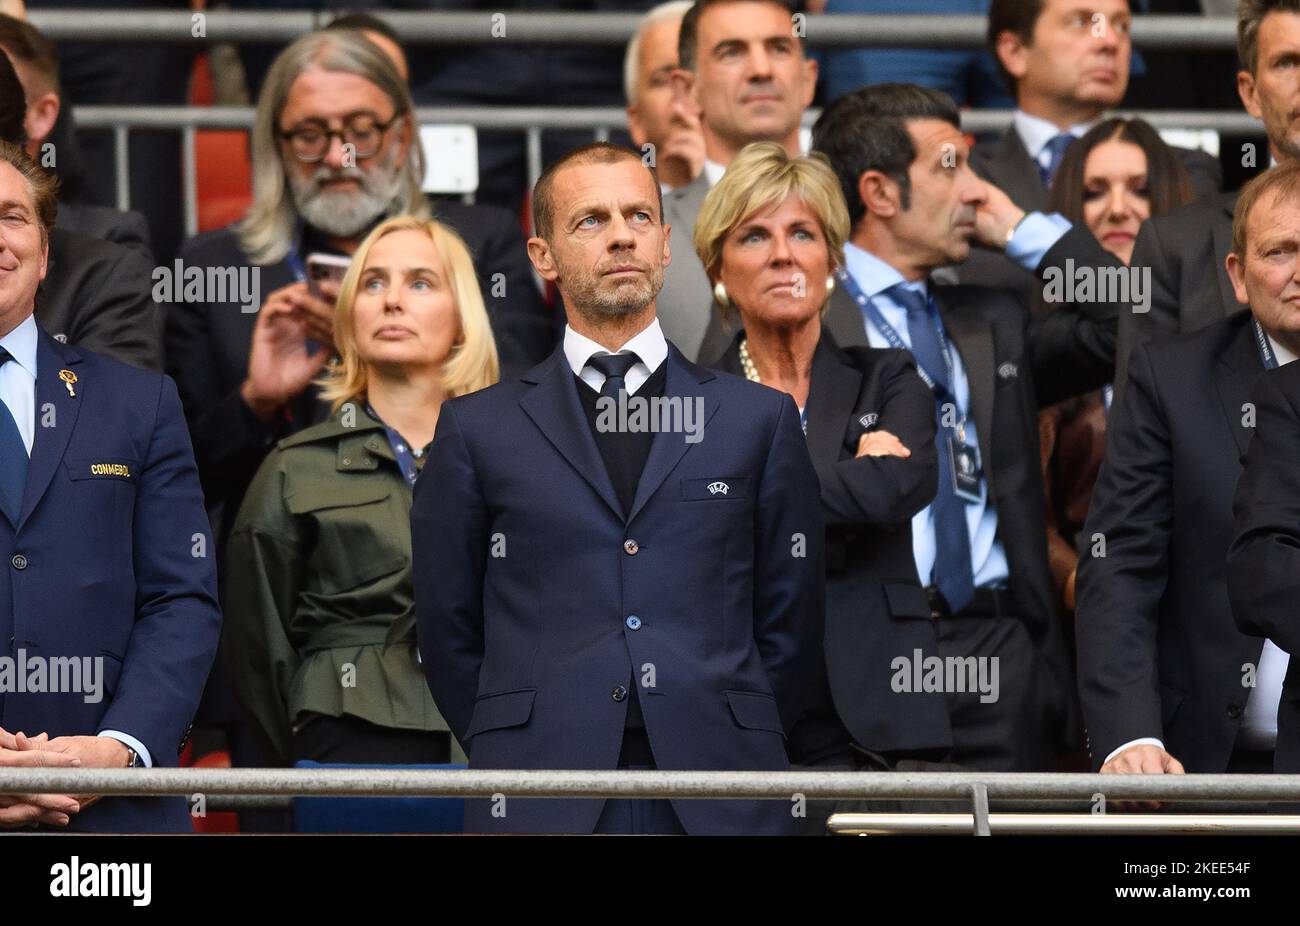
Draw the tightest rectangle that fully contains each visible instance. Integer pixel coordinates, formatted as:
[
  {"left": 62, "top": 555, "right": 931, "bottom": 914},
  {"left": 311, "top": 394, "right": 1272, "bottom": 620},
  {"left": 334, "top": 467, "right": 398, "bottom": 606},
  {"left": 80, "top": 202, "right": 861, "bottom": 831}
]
[
  {"left": 365, "top": 404, "right": 424, "bottom": 487},
  {"left": 285, "top": 242, "right": 307, "bottom": 282},
  {"left": 836, "top": 268, "right": 966, "bottom": 427},
  {"left": 1254, "top": 318, "right": 1280, "bottom": 370}
]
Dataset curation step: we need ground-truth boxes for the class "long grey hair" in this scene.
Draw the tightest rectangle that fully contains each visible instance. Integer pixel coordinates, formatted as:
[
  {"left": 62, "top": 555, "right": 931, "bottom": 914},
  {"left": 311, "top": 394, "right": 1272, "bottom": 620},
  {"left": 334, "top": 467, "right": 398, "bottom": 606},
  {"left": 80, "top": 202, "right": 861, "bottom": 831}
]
[{"left": 238, "top": 29, "right": 430, "bottom": 266}]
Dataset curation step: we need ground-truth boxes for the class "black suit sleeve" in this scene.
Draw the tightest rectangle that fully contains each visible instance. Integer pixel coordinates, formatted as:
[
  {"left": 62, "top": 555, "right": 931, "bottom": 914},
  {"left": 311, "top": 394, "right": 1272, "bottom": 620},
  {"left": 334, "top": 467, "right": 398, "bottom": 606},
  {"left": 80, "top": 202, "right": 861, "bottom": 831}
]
[
  {"left": 754, "top": 394, "right": 826, "bottom": 733},
  {"left": 445, "top": 203, "right": 557, "bottom": 375},
  {"left": 163, "top": 258, "right": 284, "bottom": 513},
  {"left": 1074, "top": 344, "right": 1172, "bottom": 766},
  {"left": 107, "top": 209, "right": 154, "bottom": 261},
  {"left": 1029, "top": 224, "right": 1123, "bottom": 406},
  {"left": 62, "top": 241, "right": 163, "bottom": 372},
  {"left": 1115, "top": 216, "right": 1180, "bottom": 398},
  {"left": 414, "top": 401, "right": 489, "bottom": 744},
  {"left": 1178, "top": 147, "right": 1223, "bottom": 202},
  {"left": 1227, "top": 364, "right": 1300, "bottom": 656},
  {"left": 816, "top": 352, "right": 938, "bottom": 529}
]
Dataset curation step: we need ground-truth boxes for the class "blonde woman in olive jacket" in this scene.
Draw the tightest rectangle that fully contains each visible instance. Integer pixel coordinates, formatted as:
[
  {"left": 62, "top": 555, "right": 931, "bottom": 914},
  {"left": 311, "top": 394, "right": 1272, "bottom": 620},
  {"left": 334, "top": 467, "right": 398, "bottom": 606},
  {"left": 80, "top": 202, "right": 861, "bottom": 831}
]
[{"left": 224, "top": 216, "right": 498, "bottom": 766}]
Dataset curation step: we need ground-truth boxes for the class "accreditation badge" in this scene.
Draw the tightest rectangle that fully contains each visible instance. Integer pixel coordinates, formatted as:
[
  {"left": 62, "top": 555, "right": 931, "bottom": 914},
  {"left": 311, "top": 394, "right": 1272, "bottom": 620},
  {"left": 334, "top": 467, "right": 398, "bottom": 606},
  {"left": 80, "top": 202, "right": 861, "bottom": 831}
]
[{"left": 947, "top": 434, "right": 983, "bottom": 504}]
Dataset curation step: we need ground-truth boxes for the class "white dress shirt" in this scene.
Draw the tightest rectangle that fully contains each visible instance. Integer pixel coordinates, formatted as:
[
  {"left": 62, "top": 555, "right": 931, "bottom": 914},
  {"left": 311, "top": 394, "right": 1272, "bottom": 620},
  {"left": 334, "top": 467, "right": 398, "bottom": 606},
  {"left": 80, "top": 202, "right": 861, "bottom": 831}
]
[
  {"left": 1104, "top": 331, "right": 1295, "bottom": 765},
  {"left": 0, "top": 313, "right": 151, "bottom": 767},
  {"left": 702, "top": 159, "right": 726, "bottom": 188},
  {"left": 563, "top": 316, "right": 669, "bottom": 396}
]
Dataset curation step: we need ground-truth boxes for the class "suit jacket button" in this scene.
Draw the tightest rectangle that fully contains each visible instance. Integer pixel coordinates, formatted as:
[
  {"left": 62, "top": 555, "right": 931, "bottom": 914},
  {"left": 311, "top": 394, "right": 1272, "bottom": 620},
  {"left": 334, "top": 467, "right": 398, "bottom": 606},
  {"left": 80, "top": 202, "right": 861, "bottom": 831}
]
[
  {"left": 625, "top": 615, "right": 642, "bottom": 631},
  {"left": 10, "top": 554, "right": 27, "bottom": 570},
  {"left": 623, "top": 539, "right": 639, "bottom": 555},
  {"left": 611, "top": 686, "right": 628, "bottom": 702},
  {"left": 1227, "top": 704, "right": 1243, "bottom": 719}
]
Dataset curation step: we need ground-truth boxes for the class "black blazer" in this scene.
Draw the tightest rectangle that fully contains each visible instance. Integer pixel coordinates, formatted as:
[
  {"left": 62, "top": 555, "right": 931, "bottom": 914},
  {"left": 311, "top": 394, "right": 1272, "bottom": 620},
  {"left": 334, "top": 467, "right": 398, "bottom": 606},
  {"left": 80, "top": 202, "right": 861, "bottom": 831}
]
[
  {"left": 714, "top": 331, "right": 949, "bottom": 758},
  {"left": 1077, "top": 312, "right": 1266, "bottom": 772},
  {"left": 1227, "top": 358, "right": 1300, "bottom": 775},
  {"left": 1115, "top": 191, "right": 1243, "bottom": 397},
  {"left": 38, "top": 226, "right": 162, "bottom": 372},
  {"left": 821, "top": 224, "right": 1123, "bottom": 751},
  {"left": 165, "top": 199, "right": 556, "bottom": 535},
  {"left": 960, "top": 127, "right": 1223, "bottom": 297}
]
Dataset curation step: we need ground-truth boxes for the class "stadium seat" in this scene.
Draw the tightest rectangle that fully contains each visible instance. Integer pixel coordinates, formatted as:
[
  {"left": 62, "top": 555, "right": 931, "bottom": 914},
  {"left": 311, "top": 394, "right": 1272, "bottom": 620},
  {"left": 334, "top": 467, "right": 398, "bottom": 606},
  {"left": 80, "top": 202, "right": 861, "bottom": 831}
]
[{"left": 291, "top": 761, "right": 467, "bottom": 834}]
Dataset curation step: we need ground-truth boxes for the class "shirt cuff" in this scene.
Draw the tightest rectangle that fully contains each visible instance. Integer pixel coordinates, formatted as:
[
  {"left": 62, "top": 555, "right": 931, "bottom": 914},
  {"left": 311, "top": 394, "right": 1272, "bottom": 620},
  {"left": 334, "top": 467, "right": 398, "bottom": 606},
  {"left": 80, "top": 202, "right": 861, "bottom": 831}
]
[
  {"left": 98, "top": 731, "right": 152, "bottom": 768},
  {"left": 1006, "top": 211, "right": 1071, "bottom": 269},
  {"left": 1103, "top": 737, "right": 1165, "bottom": 767}
]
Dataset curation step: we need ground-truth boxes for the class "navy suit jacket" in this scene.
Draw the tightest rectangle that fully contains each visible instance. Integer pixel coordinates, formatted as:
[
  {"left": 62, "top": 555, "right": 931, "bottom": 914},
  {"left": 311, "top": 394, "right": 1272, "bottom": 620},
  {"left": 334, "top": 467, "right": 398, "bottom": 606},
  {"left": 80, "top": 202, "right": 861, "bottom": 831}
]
[
  {"left": 413, "top": 339, "right": 825, "bottom": 835},
  {"left": 0, "top": 328, "right": 221, "bottom": 832}
]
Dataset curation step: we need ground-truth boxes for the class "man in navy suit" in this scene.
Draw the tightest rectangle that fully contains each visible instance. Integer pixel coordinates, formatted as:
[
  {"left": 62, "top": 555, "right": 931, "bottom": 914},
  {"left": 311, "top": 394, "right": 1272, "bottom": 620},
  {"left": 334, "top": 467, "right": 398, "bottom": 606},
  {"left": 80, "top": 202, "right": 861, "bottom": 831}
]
[
  {"left": 0, "top": 141, "right": 221, "bottom": 832},
  {"left": 413, "top": 143, "right": 825, "bottom": 835}
]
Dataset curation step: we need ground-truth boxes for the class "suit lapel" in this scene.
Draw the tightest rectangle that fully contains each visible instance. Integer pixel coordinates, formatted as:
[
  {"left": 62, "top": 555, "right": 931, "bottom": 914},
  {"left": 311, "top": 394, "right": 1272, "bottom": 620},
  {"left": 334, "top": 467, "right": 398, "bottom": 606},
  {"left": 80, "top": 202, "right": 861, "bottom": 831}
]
[
  {"left": 519, "top": 348, "right": 624, "bottom": 521},
  {"left": 805, "top": 336, "right": 860, "bottom": 466},
  {"left": 665, "top": 174, "right": 710, "bottom": 236},
  {"left": 935, "top": 288, "right": 997, "bottom": 497},
  {"left": 19, "top": 331, "right": 83, "bottom": 530},
  {"left": 1212, "top": 194, "right": 1243, "bottom": 318},
  {"left": 1216, "top": 315, "right": 1264, "bottom": 458},
  {"left": 989, "top": 130, "right": 1048, "bottom": 213},
  {"left": 626, "top": 344, "right": 719, "bottom": 523},
  {"left": 824, "top": 284, "right": 870, "bottom": 349}
]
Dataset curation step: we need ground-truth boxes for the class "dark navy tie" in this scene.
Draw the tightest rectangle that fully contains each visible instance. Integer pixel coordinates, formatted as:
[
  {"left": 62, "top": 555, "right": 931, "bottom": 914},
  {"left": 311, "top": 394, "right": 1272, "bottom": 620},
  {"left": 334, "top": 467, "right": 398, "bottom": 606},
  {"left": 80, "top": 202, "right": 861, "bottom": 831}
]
[
  {"left": 1040, "top": 133, "right": 1076, "bottom": 188},
  {"left": 885, "top": 284, "right": 975, "bottom": 615},
  {"left": 0, "top": 347, "right": 29, "bottom": 524},
  {"left": 586, "top": 352, "right": 641, "bottom": 399}
]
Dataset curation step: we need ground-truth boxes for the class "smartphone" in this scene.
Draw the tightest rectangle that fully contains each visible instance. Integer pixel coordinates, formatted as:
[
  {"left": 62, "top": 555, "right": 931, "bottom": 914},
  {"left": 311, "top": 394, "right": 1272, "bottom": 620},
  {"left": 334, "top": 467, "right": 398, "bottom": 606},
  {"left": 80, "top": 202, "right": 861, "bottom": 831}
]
[
  {"left": 305, "top": 252, "right": 351, "bottom": 300},
  {"left": 303, "top": 253, "right": 351, "bottom": 354}
]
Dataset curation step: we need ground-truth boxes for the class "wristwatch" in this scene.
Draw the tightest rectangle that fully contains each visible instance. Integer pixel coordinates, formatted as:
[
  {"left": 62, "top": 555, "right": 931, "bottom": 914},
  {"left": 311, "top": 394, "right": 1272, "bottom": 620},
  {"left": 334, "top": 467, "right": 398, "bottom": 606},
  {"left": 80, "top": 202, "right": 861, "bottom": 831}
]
[{"left": 124, "top": 746, "right": 141, "bottom": 768}]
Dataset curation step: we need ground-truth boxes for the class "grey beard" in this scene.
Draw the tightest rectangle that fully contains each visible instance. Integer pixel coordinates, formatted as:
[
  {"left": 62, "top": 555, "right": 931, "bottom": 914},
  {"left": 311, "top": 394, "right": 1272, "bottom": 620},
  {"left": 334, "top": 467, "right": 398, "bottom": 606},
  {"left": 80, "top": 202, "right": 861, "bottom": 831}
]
[{"left": 288, "top": 150, "right": 404, "bottom": 239}]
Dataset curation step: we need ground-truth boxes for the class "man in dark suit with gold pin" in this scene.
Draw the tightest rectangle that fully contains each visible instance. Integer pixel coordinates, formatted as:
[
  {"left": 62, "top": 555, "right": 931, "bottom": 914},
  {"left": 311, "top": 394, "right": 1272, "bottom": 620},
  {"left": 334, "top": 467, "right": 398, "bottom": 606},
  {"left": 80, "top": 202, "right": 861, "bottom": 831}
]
[{"left": 0, "top": 140, "right": 220, "bottom": 831}]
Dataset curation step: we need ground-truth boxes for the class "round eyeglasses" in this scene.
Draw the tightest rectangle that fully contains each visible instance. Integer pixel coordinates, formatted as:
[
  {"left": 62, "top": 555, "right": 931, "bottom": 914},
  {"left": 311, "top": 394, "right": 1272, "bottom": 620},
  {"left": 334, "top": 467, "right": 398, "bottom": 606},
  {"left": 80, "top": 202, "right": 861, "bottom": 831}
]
[{"left": 278, "top": 114, "right": 400, "bottom": 163}]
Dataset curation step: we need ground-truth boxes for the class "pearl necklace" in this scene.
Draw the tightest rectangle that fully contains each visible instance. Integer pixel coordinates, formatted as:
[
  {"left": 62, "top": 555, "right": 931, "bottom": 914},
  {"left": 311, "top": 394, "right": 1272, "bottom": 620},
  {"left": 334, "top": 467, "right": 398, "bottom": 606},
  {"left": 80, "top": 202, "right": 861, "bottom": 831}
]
[{"left": 739, "top": 338, "right": 761, "bottom": 383}]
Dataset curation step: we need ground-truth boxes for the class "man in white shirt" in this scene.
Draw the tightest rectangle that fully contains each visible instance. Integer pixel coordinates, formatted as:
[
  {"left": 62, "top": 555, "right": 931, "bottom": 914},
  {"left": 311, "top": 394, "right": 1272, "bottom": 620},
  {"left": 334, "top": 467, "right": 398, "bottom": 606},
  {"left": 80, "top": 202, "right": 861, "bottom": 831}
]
[
  {"left": 413, "top": 142, "right": 824, "bottom": 834},
  {"left": 1077, "top": 161, "right": 1300, "bottom": 781}
]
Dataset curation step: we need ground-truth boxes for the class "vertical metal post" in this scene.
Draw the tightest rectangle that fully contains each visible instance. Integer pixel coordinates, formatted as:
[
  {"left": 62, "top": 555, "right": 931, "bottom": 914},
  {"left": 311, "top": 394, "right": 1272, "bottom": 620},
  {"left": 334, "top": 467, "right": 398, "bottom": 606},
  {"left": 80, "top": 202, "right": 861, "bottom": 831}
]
[
  {"left": 525, "top": 125, "right": 543, "bottom": 193},
  {"left": 113, "top": 125, "right": 130, "bottom": 212},
  {"left": 594, "top": 126, "right": 610, "bottom": 143},
  {"left": 182, "top": 125, "right": 199, "bottom": 239},
  {"left": 970, "top": 783, "right": 991, "bottom": 836}
]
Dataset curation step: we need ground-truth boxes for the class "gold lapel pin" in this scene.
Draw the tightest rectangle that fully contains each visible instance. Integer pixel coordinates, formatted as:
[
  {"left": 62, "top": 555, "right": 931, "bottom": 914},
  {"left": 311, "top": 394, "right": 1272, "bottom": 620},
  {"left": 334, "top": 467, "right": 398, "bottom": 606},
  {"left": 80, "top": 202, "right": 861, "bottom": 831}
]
[{"left": 58, "top": 369, "right": 77, "bottom": 398}]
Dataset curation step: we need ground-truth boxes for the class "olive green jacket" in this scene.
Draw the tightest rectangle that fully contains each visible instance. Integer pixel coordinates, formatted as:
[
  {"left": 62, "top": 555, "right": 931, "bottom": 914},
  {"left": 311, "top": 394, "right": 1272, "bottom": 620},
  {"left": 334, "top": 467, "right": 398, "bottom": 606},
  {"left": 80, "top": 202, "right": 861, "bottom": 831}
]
[{"left": 223, "top": 405, "right": 459, "bottom": 766}]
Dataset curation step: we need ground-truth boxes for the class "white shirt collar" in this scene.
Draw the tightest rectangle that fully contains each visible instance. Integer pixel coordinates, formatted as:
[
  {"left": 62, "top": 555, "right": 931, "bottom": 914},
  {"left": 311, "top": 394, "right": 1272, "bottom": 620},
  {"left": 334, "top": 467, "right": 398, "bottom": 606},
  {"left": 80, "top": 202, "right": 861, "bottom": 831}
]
[
  {"left": 702, "top": 159, "right": 726, "bottom": 187},
  {"left": 1013, "top": 109, "right": 1095, "bottom": 163},
  {"left": 1267, "top": 332, "right": 1299, "bottom": 367},
  {"left": 0, "top": 313, "right": 39, "bottom": 378},
  {"left": 563, "top": 315, "right": 669, "bottom": 395}
]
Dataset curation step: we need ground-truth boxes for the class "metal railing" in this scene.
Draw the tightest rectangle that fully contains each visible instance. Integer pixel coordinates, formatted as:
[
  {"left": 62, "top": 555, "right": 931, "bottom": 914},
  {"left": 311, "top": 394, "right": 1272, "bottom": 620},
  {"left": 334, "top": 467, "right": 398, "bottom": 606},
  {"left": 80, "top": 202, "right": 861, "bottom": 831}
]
[
  {"left": 74, "top": 104, "right": 1262, "bottom": 238},
  {"left": 3, "top": 768, "right": 1299, "bottom": 834},
  {"left": 25, "top": 11, "right": 1240, "bottom": 49},
  {"left": 37, "top": 11, "right": 1253, "bottom": 234}
]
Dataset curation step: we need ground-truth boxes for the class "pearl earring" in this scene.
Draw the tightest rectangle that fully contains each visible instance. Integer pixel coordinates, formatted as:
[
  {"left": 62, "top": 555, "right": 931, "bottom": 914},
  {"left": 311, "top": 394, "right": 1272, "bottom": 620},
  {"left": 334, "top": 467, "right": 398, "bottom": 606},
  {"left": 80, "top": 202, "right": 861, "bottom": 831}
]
[{"left": 712, "top": 281, "right": 730, "bottom": 308}]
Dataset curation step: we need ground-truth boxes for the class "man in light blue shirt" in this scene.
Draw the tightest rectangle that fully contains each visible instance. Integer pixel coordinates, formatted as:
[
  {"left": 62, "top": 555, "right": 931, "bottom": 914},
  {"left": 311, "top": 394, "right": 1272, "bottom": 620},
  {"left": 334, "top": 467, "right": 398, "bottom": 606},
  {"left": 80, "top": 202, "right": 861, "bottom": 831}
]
[
  {"left": 814, "top": 83, "right": 1126, "bottom": 770},
  {"left": 0, "top": 140, "right": 220, "bottom": 831}
]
